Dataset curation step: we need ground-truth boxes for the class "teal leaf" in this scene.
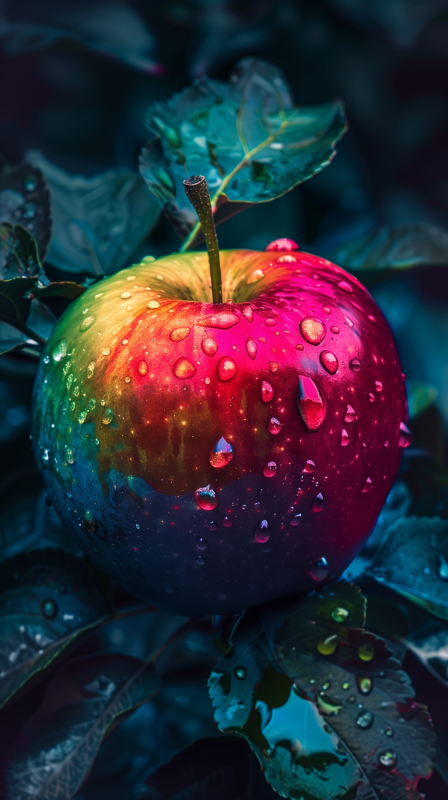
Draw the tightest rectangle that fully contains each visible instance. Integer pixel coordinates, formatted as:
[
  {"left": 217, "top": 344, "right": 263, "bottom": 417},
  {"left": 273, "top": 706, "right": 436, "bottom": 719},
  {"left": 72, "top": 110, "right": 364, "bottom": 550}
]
[
  {"left": 368, "top": 516, "right": 448, "bottom": 619},
  {"left": 0, "top": 276, "right": 37, "bottom": 330},
  {"left": 0, "top": 548, "right": 113, "bottom": 708},
  {"left": 139, "top": 57, "right": 347, "bottom": 245},
  {"left": 4, "top": 652, "right": 160, "bottom": 800},
  {"left": 0, "top": 223, "right": 48, "bottom": 283},
  {"left": 325, "top": 222, "right": 448, "bottom": 270},
  {"left": 25, "top": 150, "right": 161, "bottom": 277},
  {"left": 407, "top": 378, "right": 438, "bottom": 419},
  {"left": 0, "top": 156, "right": 51, "bottom": 271}
]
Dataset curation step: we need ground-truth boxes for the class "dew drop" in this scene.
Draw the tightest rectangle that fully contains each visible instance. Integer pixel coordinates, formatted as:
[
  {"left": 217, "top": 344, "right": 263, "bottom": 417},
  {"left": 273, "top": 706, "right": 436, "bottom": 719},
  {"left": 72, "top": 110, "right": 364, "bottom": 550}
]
[
  {"left": 173, "top": 357, "right": 197, "bottom": 379},
  {"left": 362, "top": 478, "right": 373, "bottom": 493},
  {"left": 312, "top": 493, "right": 325, "bottom": 512},
  {"left": 242, "top": 305, "right": 253, "bottom": 322},
  {"left": 43, "top": 355, "right": 50, "bottom": 364},
  {"left": 330, "top": 326, "right": 340, "bottom": 334},
  {"left": 265, "top": 318, "right": 276, "bottom": 327},
  {"left": 356, "top": 710, "right": 374, "bottom": 729},
  {"left": 103, "top": 347, "right": 111, "bottom": 356},
  {"left": 266, "top": 238, "right": 299, "bottom": 251},
  {"left": 87, "top": 361, "right": 95, "bottom": 378},
  {"left": 269, "top": 361, "right": 278, "bottom": 373},
  {"left": 345, "top": 404, "right": 356, "bottom": 423},
  {"left": 323, "top": 305, "right": 331, "bottom": 314},
  {"left": 398, "top": 422, "right": 413, "bottom": 448},
  {"left": 303, "top": 460, "right": 315, "bottom": 473},
  {"left": 331, "top": 607, "right": 348, "bottom": 623},
  {"left": 89, "top": 398, "right": 96, "bottom": 410},
  {"left": 246, "top": 337, "right": 258, "bottom": 360},
  {"left": 24, "top": 175, "right": 37, "bottom": 192},
  {"left": 379, "top": 752, "right": 397, "bottom": 768},
  {"left": 320, "top": 350, "right": 338, "bottom": 374},
  {"left": 52, "top": 339, "right": 67, "bottom": 362},
  {"left": 358, "top": 642, "right": 375, "bottom": 661},
  {"left": 317, "top": 634, "right": 338, "bottom": 655},
  {"left": 234, "top": 666, "right": 247, "bottom": 680},
  {"left": 197, "top": 312, "right": 239, "bottom": 329},
  {"left": 41, "top": 598, "right": 57, "bottom": 619},
  {"left": 78, "top": 410, "right": 88, "bottom": 424},
  {"left": 195, "top": 485, "right": 218, "bottom": 511},
  {"left": 357, "top": 675, "right": 372, "bottom": 694},
  {"left": 337, "top": 280, "right": 353, "bottom": 293},
  {"left": 223, "top": 517, "right": 232, "bottom": 527},
  {"left": 121, "top": 291, "right": 131, "bottom": 299},
  {"left": 196, "top": 537, "right": 208, "bottom": 550},
  {"left": 296, "top": 376, "right": 326, "bottom": 431},
  {"left": 310, "top": 555, "right": 328, "bottom": 579},
  {"left": 84, "top": 509, "right": 97, "bottom": 532},
  {"left": 80, "top": 316, "right": 96, "bottom": 332},
  {"left": 102, "top": 408, "right": 114, "bottom": 425},
  {"left": 437, "top": 553, "right": 448, "bottom": 581},
  {"left": 368, "top": 393, "right": 374, "bottom": 403},
  {"left": 148, "top": 300, "right": 160, "bottom": 309},
  {"left": 170, "top": 327, "right": 190, "bottom": 341},
  {"left": 290, "top": 514, "right": 302, "bottom": 526},
  {"left": 254, "top": 519, "right": 270, "bottom": 543},
  {"left": 138, "top": 361, "right": 148, "bottom": 376},
  {"left": 263, "top": 461, "right": 278, "bottom": 477},
  {"left": 386, "top": 727, "right": 394, "bottom": 737},
  {"left": 342, "top": 681, "right": 350, "bottom": 690},
  {"left": 122, "top": 339, "right": 129, "bottom": 346},
  {"left": 341, "top": 429, "right": 349, "bottom": 447},
  {"left": 300, "top": 316, "right": 326, "bottom": 345},
  {"left": 66, "top": 448, "right": 75, "bottom": 464},
  {"left": 267, "top": 417, "right": 283, "bottom": 435},
  {"left": 209, "top": 437, "right": 234, "bottom": 468},
  {"left": 375, "top": 381, "right": 383, "bottom": 392},
  {"left": 196, "top": 555, "right": 206, "bottom": 566},
  {"left": 349, "top": 358, "right": 361, "bottom": 372},
  {"left": 200, "top": 337, "right": 218, "bottom": 357},
  {"left": 261, "top": 380, "right": 274, "bottom": 403},
  {"left": 217, "top": 357, "right": 238, "bottom": 382}
]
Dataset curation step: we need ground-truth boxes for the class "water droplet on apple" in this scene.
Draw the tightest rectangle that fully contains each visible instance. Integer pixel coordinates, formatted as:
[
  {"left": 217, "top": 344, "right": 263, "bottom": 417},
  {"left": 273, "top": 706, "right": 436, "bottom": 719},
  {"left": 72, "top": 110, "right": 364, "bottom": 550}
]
[
  {"left": 368, "top": 314, "right": 376, "bottom": 322},
  {"left": 148, "top": 300, "right": 160, "bottom": 309},
  {"left": 138, "top": 361, "right": 148, "bottom": 376},
  {"left": 320, "top": 350, "right": 338, "bottom": 374},
  {"left": 246, "top": 337, "right": 257, "bottom": 359},
  {"left": 52, "top": 339, "right": 67, "bottom": 362},
  {"left": 303, "top": 460, "right": 315, "bottom": 473},
  {"left": 223, "top": 517, "right": 232, "bottom": 527},
  {"left": 87, "top": 361, "right": 95, "bottom": 378},
  {"left": 202, "top": 337, "right": 218, "bottom": 356},
  {"left": 368, "top": 393, "right": 374, "bottom": 403},
  {"left": 84, "top": 509, "right": 97, "bottom": 532},
  {"left": 265, "top": 318, "right": 276, "bottom": 326},
  {"left": 196, "top": 537, "right": 208, "bottom": 550},
  {"left": 263, "top": 461, "right": 277, "bottom": 477},
  {"left": 170, "top": 327, "right": 190, "bottom": 341},
  {"left": 341, "top": 429, "right": 349, "bottom": 446},
  {"left": 242, "top": 305, "right": 253, "bottom": 322},
  {"left": 209, "top": 437, "right": 234, "bottom": 468},
  {"left": 208, "top": 522, "right": 217, "bottom": 531},
  {"left": 197, "top": 312, "right": 239, "bottom": 329},
  {"left": 217, "top": 357, "right": 238, "bottom": 382},
  {"left": 173, "top": 357, "right": 197, "bottom": 379},
  {"left": 121, "top": 291, "right": 131, "bottom": 299},
  {"left": 313, "top": 493, "right": 325, "bottom": 512},
  {"left": 261, "top": 380, "right": 274, "bottom": 403},
  {"left": 102, "top": 408, "right": 114, "bottom": 425},
  {"left": 196, "top": 555, "right": 206, "bottom": 566},
  {"left": 267, "top": 417, "right": 283, "bottom": 435},
  {"left": 375, "top": 381, "right": 383, "bottom": 392},
  {"left": 269, "top": 362, "right": 278, "bottom": 373},
  {"left": 296, "top": 376, "right": 326, "bottom": 431},
  {"left": 330, "top": 326, "right": 340, "bottom": 334},
  {"left": 103, "top": 347, "right": 111, "bottom": 356},
  {"left": 362, "top": 477, "right": 373, "bottom": 493},
  {"left": 345, "top": 404, "right": 355, "bottom": 423},
  {"left": 349, "top": 358, "right": 361, "bottom": 372},
  {"left": 300, "top": 316, "right": 326, "bottom": 345},
  {"left": 398, "top": 422, "right": 413, "bottom": 448},
  {"left": 337, "top": 280, "right": 353, "bottom": 293},
  {"left": 266, "top": 238, "right": 299, "bottom": 251},
  {"left": 195, "top": 485, "right": 218, "bottom": 510},
  {"left": 254, "top": 519, "right": 270, "bottom": 543},
  {"left": 290, "top": 514, "right": 302, "bottom": 526}
]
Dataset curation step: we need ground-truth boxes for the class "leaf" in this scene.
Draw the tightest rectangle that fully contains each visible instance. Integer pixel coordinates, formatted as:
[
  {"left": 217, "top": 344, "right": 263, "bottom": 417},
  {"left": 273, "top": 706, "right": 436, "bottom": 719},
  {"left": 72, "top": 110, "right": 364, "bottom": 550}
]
[
  {"left": 406, "top": 620, "right": 448, "bottom": 689},
  {"left": 0, "top": 222, "right": 48, "bottom": 283},
  {"left": 325, "top": 0, "right": 447, "bottom": 47},
  {"left": 4, "top": 652, "right": 160, "bottom": 800},
  {"left": 368, "top": 516, "right": 448, "bottom": 620},
  {"left": 0, "top": 276, "right": 37, "bottom": 329},
  {"left": 0, "top": 548, "right": 113, "bottom": 708},
  {"left": 0, "top": 0, "right": 162, "bottom": 74},
  {"left": 25, "top": 150, "right": 161, "bottom": 277},
  {"left": 407, "top": 379, "right": 438, "bottom": 420},
  {"left": 209, "top": 583, "right": 436, "bottom": 800},
  {"left": 325, "top": 222, "right": 448, "bottom": 271},
  {"left": 33, "top": 281, "right": 86, "bottom": 301},
  {"left": 0, "top": 157, "right": 51, "bottom": 271},
  {"left": 139, "top": 57, "right": 347, "bottom": 245}
]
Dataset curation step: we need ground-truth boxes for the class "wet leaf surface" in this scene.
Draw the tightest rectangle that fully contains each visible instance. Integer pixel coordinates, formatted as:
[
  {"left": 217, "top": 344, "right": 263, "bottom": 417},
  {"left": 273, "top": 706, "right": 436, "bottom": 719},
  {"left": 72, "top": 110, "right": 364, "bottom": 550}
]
[
  {"left": 368, "top": 517, "right": 448, "bottom": 620},
  {"left": 140, "top": 57, "right": 346, "bottom": 243},
  {"left": 0, "top": 548, "right": 113, "bottom": 708},
  {"left": 0, "top": 158, "right": 51, "bottom": 273},
  {"left": 3, "top": 652, "right": 160, "bottom": 800},
  {"left": 0, "top": 222, "right": 47, "bottom": 284}
]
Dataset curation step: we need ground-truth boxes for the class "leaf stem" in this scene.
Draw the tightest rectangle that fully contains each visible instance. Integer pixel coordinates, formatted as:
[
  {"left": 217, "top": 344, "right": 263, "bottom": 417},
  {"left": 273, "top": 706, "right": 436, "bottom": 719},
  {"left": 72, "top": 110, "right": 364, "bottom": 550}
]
[{"left": 183, "top": 176, "right": 222, "bottom": 303}]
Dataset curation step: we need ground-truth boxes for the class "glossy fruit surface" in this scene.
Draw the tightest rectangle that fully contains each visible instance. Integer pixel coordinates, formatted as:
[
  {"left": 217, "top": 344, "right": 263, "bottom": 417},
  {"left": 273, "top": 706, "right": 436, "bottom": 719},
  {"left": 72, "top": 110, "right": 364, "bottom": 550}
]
[{"left": 32, "top": 245, "right": 409, "bottom": 615}]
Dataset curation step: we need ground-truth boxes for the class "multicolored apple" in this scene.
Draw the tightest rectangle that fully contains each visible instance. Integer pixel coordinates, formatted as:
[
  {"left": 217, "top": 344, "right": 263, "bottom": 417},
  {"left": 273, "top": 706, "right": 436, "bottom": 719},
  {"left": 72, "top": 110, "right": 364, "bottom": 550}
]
[{"left": 32, "top": 240, "right": 410, "bottom": 615}]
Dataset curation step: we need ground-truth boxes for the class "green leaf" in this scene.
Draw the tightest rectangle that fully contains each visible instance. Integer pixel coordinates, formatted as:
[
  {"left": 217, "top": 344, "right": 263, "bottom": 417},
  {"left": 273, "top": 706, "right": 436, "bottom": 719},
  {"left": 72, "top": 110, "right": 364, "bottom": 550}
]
[
  {"left": 0, "top": 548, "right": 113, "bottom": 708},
  {"left": 407, "top": 378, "right": 438, "bottom": 419},
  {"left": 325, "top": 222, "right": 448, "bottom": 270},
  {"left": 4, "top": 652, "right": 160, "bottom": 800},
  {"left": 139, "top": 57, "right": 347, "bottom": 246},
  {"left": 209, "top": 583, "right": 436, "bottom": 800},
  {"left": 0, "top": 156, "right": 51, "bottom": 270},
  {"left": 33, "top": 280, "right": 86, "bottom": 301},
  {"left": 0, "top": 222, "right": 48, "bottom": 283},
  {"left": 0, "top": 276, "right": 37, "bottom": 329},
  {"left": 368, "top": 516, "right": 448, "bottom": 619}
]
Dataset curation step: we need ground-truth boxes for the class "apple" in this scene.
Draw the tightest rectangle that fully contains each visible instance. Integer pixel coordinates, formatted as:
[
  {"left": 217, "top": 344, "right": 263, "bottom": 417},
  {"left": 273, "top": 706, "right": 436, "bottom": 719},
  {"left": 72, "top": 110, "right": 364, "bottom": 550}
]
[{"left": 32, "top": 239, "right": 410, "bottom": 615}]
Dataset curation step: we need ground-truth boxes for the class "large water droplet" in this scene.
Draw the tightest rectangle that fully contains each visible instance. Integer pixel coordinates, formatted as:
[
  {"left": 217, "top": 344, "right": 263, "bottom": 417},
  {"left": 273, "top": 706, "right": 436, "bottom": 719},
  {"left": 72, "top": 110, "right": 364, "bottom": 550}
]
[
  {"left": 78, "top": 410, "right": 88, "bottom": 424},
  {"left": 170, "top": 327, "right": 190, "bottom": 341},
  {"left": 303, "top": 460, "right": 316, "bottom": 473},
  {"left": 358, "top": 642, "right": 375, "bottom": 661},
  {"left": 234, "top": 666, "right": 247, "bottom": 680},
  {"left": 246, "top": 337, "right": 257, "bottom": 360},
  {"left": 217, "top": 357, "right": 238, "bottom": 382},
  {"left": 330, "top": 326, "right": 340, "bottom": 334},
  {"left": 41, "top": 598, "right": 58, "bottom": 619},
  {"left": 320, "top": 350, "right": 338, "bottom": 374},
  {"left": 300, "top": 316, "right": 326, "bottom": 345},
  {"left": 84, "top": 509, "right": 97, "bottom": 532},
  {"left": 201, "top": 337, "right": 218, "bottom": 356},
  {"left": 267, "top": 417, "right": 283, "bottom": 435},
  {"left": 317, "top": 634, "right": 338, "bottom": 655},
  {"left": 375, "top": 381, "right": 383, "bottom": 392},
  {"left": 102, "top": 408, "right": 114, "bottom": 425},
  {"left": 312, "top": 493, "right": 325, "bottom": 512},
  {"left": 263, "top": 461, "right": 278, "bottom": 477},
  {"left": 337, "top": 280, "right": 353, "bottom": 293},
  {"left": 52, "top": 339, "right": 67, "bottom": 362},
  {"left": 209, "top": 437, "right": 234, "bottom": 468},
  {"left": 356, "top": 710, "right": 374, "bottom": 729},
  {"left": 148, "top": 300, "right": 160, "bottom": 309},
  {"left": 341, "top": 429, "right": 349, "bottom": 447},
  {"left": 357, "top": 675, "right": 372, "bottom": 694},
  {"left": 296, "top": 376, "right": 326, "bottom": 431},
  {"left": 290, "top": 514, "right": 301, "bottom": 526},
  {"left": 196, "top": 537, "right": 208, "bottom": 550},
  {"left": 345, "top": 404, "right": 356, "bottom": 423},
  {"left": 261, "top": 380, "right": 274, "bottom": 403},
  {"left": 80, "top": 316, "right": 96, "bottom": 332},
  {"left": 242, "top": 305, "right": 253, "bottom": 322},
  {"left": 87, "top": 361, "right": 95, "bottom": 379},
  {"left": 195, "top": 485, "right": 218, "bottom": 510},
  {"left": 437, "top": 553, "right": 448, "bottom": 581},
  {"left": 173, "top": 357, "right": 197, "bottom": 379},
  {"left": 269, "top": 362, "right": 278, "bottom": 373},
  {"left": 138, "top": 361, "right": 148, "bottom": 376},
  {"left": 310, "top": 555, "right": 328, "bottom": 579},
  {"left": 254, "top": 519, "right": 270, "bottom": 543},
  {"left": 266, "top": 238, "right": 299, "bottom": 251},
  {"left": 331, "top": 607, "right": 348, "bottom": 623},
  {"left": 121, "top": 291, "right": 131, "bottom": 299},
  {"left": 379, "top": 752, "right": 397, "bottom": 768},
  {"left": 398, "top": 422, "right": 413, "bottom": 448},
  {"left": 197, "top": 312, "right": 239, "bottom": 329},
  {"left": 349, "top": 358, "right": 361, "bottom": 372}
]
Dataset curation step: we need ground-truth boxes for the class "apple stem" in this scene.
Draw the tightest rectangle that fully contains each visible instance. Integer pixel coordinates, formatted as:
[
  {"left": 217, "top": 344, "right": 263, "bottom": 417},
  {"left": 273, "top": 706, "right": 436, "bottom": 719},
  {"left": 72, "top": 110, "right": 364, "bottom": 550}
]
[{"left": 183, "top": 175, "right": 222, "bottom": 304}]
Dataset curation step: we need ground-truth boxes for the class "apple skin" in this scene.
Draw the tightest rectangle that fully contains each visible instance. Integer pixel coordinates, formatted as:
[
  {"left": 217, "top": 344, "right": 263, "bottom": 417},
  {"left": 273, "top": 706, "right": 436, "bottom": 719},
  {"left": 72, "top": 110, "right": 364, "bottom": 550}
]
[{"left": 32, "top": 246, "right": 409, "bottom": 615}]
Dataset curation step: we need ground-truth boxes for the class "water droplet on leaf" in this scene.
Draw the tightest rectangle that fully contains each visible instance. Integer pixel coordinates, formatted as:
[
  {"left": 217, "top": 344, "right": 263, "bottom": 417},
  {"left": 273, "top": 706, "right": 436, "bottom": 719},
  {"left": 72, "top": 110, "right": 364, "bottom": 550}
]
[
  {"left": 196, "top": 537, "right": 208, "bottom": 550},
  {"left": 234, "top": 666, "right": 247, "bottom": 680},
  {"left": 52, "top": 339, "right": 67, "bottom": 362},
  {"left": 358, "top": 642, "right": 375, "bottom": 661},
  {"left": 41, "top": 598, "right": 57, "bottom": 619},
  {"left": 379, "top": 752, "right": 397, "bottom": 768},
  {"left": 317, "top": 634, "right": 338, "bottom": 655},
  {"left": 357, "top": 675, "right": 372, "bottom": 694},
  {"left": 357, "top": 710, "right": 374, "bottom": 729},
  {"left": 331, "top": 607, "right": 348, "bottom": 623}
]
